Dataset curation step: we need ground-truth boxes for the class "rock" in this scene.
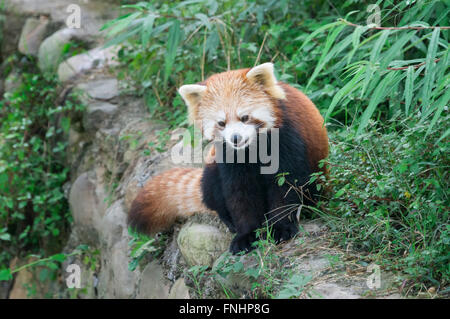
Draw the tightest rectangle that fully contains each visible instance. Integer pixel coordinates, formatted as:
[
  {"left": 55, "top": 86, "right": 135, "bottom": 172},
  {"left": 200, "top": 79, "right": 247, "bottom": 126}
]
[
  {"left": 301, "top": 220, "right": 327, "bottom": 235},
  {"left": 8, "top": 257, "right": 51, "bottom": 299},
  {"left": 99, "top": 200, "right": 128, "bottom": 247},
  {"left": 295, "top": 255, "right": 330, "bottom": 276},
  {"left": 76, "top": 78, "right": 119, "bottom": 100},
  {"left": 83, "top": 101, "right": 118, "bottom": 132},
  {"left": 9, "top": 268, "right": 33, "bottom": 299},
  {"left": 57, "top": 45, "right": 120, "bottom": 82},
  {"left": 68, "top": 171, "right": 106, "bottom": 244},
  {"left": 310, "top": 282, "right": 362, "bottom": 299},
  {"left": 38, "top": 28, "right": 77, "bottom": 73},
  {"left": 18, "top": 16, "right": 50, "bottom": 56},
  {"left": 4, "top": 71, "right": 22, "bottom": 93},
  {"left": 177, "top": 223, "right": 231, "bottom": 267},
  {"left": 168, "top": 278, "right": 190, "bottom": 299},
  {"left": 3, "top": 0, "right": 118, "bottom": 28},
  {"left": 0, "top": 13, "right": 26, "bottom": 58},
  {"left": 137, "top": 261, "right": 171, "bottom": 299},
  {"left": 108, "top": 238, "right": 138, "bottom": 298},
  {"left": 124, "top": 178, "right": 140, "bottom": 213}
]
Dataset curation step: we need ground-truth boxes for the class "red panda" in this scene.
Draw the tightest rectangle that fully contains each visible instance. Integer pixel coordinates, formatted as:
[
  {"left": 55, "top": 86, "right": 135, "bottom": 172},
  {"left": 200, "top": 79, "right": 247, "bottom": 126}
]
[{"left": 128, "top": 63, "right": 329, "bottom": 253}]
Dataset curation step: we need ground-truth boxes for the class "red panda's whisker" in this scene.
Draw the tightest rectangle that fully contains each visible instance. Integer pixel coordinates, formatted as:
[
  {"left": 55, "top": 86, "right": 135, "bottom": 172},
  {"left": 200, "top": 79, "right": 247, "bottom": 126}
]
[
  {"left": 264, "top": 204, "right": 299, "bottom": 225},
  {"left": 265, "top": 204, "right": 298, "bottom": 215},
  {"left": 266, "top": 206, "right": 299, "bottom": 228}
]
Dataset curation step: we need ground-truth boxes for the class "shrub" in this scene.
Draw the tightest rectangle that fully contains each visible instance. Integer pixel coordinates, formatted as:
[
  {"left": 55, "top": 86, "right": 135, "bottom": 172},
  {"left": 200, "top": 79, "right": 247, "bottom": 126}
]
[
  {"left": 0, "top": 57, "right": 80, "bottom": 268},
  {"left": 321, "top": 115, "right": 449, "bottom": 292}
]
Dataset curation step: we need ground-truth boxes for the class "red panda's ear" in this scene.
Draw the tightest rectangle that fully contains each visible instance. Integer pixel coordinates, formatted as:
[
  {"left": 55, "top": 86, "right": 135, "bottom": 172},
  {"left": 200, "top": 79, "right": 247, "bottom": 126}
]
[
  {"left": 178, "top": 84, "right": 207, "bottom": 123},
  {"left": 246, "top": 63, "right": 286, "bottom": 100}
]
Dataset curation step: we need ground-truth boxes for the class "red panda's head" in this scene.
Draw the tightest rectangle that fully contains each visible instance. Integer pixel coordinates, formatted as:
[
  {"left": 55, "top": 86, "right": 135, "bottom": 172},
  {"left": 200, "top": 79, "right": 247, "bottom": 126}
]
[{"left": 178, "top": 63, "right": 286, "bottom": 149}]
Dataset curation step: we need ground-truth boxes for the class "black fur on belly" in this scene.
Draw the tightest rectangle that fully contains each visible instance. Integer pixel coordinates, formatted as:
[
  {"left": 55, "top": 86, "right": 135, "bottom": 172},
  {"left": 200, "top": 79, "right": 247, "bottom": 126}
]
[{"left": 201, "top": 110, "right": 318, "bottom": 254}]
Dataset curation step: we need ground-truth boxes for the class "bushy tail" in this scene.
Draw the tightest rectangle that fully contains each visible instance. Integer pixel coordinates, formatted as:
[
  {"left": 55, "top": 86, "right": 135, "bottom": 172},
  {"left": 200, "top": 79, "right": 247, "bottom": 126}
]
[{"left": 128, "top": 167, "right": 212, "bottom": 234}]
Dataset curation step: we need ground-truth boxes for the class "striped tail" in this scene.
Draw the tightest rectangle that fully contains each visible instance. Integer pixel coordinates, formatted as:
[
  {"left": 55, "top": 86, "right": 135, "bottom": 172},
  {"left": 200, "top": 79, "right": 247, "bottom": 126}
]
[{"left": 128, "top": 167, "right": 213, "bottom": 234}]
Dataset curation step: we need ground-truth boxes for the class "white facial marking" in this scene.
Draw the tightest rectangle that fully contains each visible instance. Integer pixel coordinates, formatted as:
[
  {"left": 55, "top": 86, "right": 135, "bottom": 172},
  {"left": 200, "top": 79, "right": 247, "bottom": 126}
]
[
  {"left": 222, "top": 121, "right": 257, "bottom": 149},
  {"left": 251, "top": 108, "right": 275, "bottom": 128},
  {"left": 202, "top": 119, "right": 215, "bottom": 140}
]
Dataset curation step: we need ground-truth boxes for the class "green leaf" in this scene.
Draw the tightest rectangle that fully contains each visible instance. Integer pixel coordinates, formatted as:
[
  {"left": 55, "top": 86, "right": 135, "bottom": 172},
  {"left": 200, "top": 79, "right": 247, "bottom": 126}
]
[
  {"left": 404, "top": 66, "right": 414, "bottom": 116},
  {"left": 275, "top": 274, "right": 312, "bottom": 299},
  {"left": 0, "top": 233, "right": 11, "bottom": 241},
  {"left": 50, "top": 253, "right": 66, "bottom": 262},
  {"left": 141, "top": 14, "right": 156, "bottom": 46},
  {"left": 426, "top": 89, "right": 450, "bottom": 136},
  {"left": 307, "top": 24, "right": 346, "bottom": 89},
  {"left": 420, "top": 28, "right": 440, "bottom": 110},
  {"left": 325, "top": 67, "right": 365, "bottom": 122},
  {"left": 347, "top": 25, "right": 363, "bottom": 64},
  {"left": 164, "top": 20, "right": 182, "bottom": 87},
  {"left": 370, "top": 30, "right": 390, "bottom": 63},
  {"left": 107, "top": 12, "right": 142, "bottom": 37},
  {"left": 0, "top": 269, "right": 12, "bottom": 281},
  {"left": 380, "top": 31, "right": 416, "bottom": 69},
  {"left": 357, "top": 71, "right": 398, "bottom": 134},
  {"left": 299, "top": 21, "right": 342, "bottom": 51},
  {"left": 435, "top": 128, "right": 450, "bottom": 145}
]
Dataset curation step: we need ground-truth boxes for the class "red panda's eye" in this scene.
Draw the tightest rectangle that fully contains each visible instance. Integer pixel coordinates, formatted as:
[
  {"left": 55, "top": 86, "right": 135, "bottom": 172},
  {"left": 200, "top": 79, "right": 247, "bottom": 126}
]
[
  {"left": 218, "top": 121, "right": 226, "bottom": 127},
  {"left": 241, "top": 115, "right": 249, "bottom": 123}
]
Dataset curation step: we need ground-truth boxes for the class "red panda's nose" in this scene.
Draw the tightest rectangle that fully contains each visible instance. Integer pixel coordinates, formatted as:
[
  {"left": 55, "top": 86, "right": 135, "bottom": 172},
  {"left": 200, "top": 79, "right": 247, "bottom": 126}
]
[{"left": 232, "top": 134, "right": 243, "bottom": 145}]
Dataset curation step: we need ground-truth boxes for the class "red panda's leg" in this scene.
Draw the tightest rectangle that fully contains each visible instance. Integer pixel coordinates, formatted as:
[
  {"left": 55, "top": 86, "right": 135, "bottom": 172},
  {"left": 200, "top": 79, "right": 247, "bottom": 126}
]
[
  {"left": 201, "top": 164, "right": 236, "bottom": 233},
  {"left": 265, "top": 182, "right": 300, "bottom": 243},
  {"left": 220, "top": 166, "right": 267, "bottom": 254}
]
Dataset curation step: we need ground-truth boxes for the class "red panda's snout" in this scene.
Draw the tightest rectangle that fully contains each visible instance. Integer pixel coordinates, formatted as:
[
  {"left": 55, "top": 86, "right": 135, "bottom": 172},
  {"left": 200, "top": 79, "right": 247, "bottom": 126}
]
[{"left": 221, "top": 120, "right": 257, "bottom": 150}]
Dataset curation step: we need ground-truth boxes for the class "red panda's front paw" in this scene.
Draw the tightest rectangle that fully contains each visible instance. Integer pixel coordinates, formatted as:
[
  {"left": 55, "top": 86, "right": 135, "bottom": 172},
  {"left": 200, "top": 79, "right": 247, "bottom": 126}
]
[
  {"left": 230, "top": 232, "right": 256, "bottom": 254},
  {"left": 272, "top": 222, "right": 299, "bottom": 243}
]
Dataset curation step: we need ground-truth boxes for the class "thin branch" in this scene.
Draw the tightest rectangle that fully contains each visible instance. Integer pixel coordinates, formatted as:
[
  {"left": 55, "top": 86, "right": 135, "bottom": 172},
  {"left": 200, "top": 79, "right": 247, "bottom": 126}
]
[
  {"left": 201, "top": 28, "right": 207, "bottom": 82},
  {"left": 340, "top": 18, "right": 450, "bottom": 30},
  {"left": 254, "top": 32, "right": 268, "bottom": 67},
  {"left": 387, "top": 58, "right": 440, "bottom": 70}
]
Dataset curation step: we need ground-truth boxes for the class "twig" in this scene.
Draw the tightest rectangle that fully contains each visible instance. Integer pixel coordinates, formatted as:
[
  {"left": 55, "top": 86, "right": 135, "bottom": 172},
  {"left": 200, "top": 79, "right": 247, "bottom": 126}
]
[
  {"left": 152, "top": 85, "right": 163, "bottom": 107},
  {"left": 387, "top": 58, "right": 440, "bottom": 70},
  {"left": 254, "top": 32, "right": 268, "bottom": 67},
  {"left": 340, "top": 18, "right": 450, "bottom": 30},
  {"left": 201, "top": 28, "right": 207, "bottom": 81}
]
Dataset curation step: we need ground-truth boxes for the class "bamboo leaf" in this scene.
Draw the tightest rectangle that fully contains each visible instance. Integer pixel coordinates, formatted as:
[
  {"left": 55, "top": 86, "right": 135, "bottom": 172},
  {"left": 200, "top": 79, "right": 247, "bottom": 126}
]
[
  {"left": 435, "top": 128, "right": 450, "bottom": 145},
  {"left": 325, "top": 67, "right": 365, "bottom": 122},
  {"left": 370, "top": 30, "right": 390, "bottom": 63},
  {"left": 420, "top": 28, "right": 440, "bottom": 111},
  {"left": 141, "top": 14, "right": 156, "bottom": 46},
  {"left": 299, "top": 21, "right": 342, "bottom": 51},
  {"left": 107, "top": 12, "right": 142, "bottom": 37},
  {"left": 426, "top": 88, "right": 450, "bottom": 136},
  {"left": 346, "top": 25, "right": 371, "bottom": 64},
  {"left": 404, "top": 66, "right": 414, "bottom": 116},
  {"left": 164, "top": 20, "right": 182, "bottom": 87},
  {"left": 357, "top": 72, "right": 397, "bottom": 134},
  {"left": 307, "top": 24, "right": 346, "bottom": 88},
  {"left": 380, "top": 32, "right": 416, "bottom": 69}
]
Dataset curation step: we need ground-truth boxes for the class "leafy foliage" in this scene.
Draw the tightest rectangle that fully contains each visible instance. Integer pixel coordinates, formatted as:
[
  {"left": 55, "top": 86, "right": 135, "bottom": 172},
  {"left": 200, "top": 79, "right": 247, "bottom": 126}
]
[
  {"left": 0, "top": 56, "right": 80, "bottom": 269},
  {"left": 321, "top": 116, "right": 449, "bottom": 291},
  {"left": 128, "top": 228, "right": 167, "bottom": 271}
]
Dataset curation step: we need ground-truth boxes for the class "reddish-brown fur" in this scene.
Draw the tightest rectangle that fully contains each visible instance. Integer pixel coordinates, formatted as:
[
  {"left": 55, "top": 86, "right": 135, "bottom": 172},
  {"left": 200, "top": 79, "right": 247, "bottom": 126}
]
[
  {"left": 128, "top": 168, "right": 213, "bottom": 234},
  {"left": 278, "top": 82, "right": 329, "bottom": 173}
]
